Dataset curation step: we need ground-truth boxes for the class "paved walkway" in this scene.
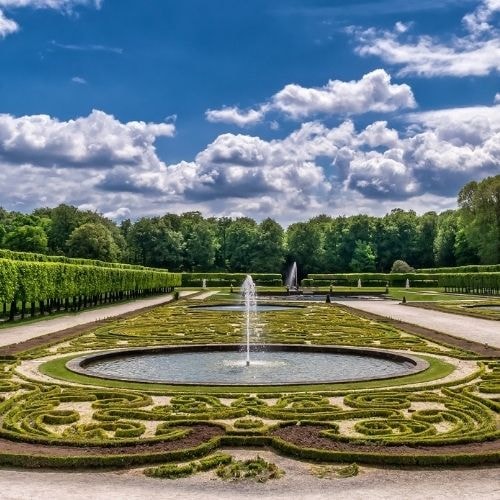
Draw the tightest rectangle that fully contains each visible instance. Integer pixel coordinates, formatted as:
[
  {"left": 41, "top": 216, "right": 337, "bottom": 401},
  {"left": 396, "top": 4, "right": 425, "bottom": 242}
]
[
  {"left": 0, "top": 295, "right": 175, "bottom": 348},
  {"left": 0, "top": 463, "right": 497, "bottom": 500},
  {"left": 334, "top": 299, "right": 500, "bottom": 349}
]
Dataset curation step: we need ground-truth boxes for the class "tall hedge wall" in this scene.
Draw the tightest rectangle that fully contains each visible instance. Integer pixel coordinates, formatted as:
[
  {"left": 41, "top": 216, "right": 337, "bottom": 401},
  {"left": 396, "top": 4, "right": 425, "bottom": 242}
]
[
  {"left": 0, "top": 258, "right": 182, "bottom": 304},
  {"left": 0, "top": 249, "right": 167, "bottom": 272},
  {"left": 304, "top": 272, "right": 500, "bottom": 295},
  {"left": 181, "top": 273, "right": 282, "bottom": 287},
  {"left": 417, "top": 265, "right": 500, "bottom": 273}
]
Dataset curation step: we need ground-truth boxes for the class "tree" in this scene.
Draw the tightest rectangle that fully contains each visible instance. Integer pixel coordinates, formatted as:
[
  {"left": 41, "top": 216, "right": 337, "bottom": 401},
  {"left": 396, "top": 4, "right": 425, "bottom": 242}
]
[
  {"left": 286, "top": 221, "right": 324, "bottom": 275},
  {"left": 349, "top": 240, "right": 376, "bottom": 272},
  {"left": 3, "top": 225, "right": 48, "bottom": 253},
  {"left": 225, "top": 218, "right": 258, "bottom": 272},
  {"left": 433, "top": 211, "right": 458, "bottom": 267},
  {"left": 66, "top": 223, "right": 120, "bottom": 262},
  {"left": 414, "top": 212, "right": 438, "bottom": 268},
  {"left": 252, "top": 218, "right": 285, "bottom": 272},
  {"left": 182, "top": 220, "right": 217, "bottom": 271},
  {"left": 458, "top": 175, "right": 500, "bottom": 264},
  {"left": 390, "top": 260, "right": 414, "bottom": 273}
]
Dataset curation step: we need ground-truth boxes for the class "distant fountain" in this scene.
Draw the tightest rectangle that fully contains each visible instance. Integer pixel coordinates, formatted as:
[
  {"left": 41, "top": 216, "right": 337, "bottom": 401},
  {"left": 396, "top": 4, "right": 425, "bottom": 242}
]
[
  {"left": 357, "top": 278, "right": 362, "bottom": 288},
  {"left": 202, "top": 278, "right": 207, "bottom": 289},
  {"left": 286, "top": 262, "right": 298, "bottom": 290},
  {"left": 241, "top": 275, "right": 257, "bottom": 366},
  {"left": 405, "top": 278, "right": 410, "bottom": 289}
]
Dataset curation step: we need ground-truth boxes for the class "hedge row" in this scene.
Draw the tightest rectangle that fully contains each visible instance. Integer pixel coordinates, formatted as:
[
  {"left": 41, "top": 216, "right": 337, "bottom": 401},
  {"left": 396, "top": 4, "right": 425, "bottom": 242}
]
[
  {"left": 304, "top": 272, "right": 500, "bottom": 294},
  {"left": 0, "top": 258, "right": 181, "bottom": 317},
  {"left": 417, "top": 264, "right": 500, "bottom": 274},
  {"left": 0, "top": 249, "right": 168, "bottom": 272},
  {"left": 181, "top": 273, "right": 282, "bottom": 287},
  {"left": 304, "top": 273, "right": 440, "bottom": 287}
]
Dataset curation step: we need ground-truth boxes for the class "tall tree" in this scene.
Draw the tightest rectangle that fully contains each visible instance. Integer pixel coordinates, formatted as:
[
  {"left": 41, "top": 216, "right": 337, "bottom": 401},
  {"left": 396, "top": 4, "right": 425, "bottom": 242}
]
[
  {"left": 66, "top": 223, "right": 120, "bottom": 261},
  {"left": 252, "top": 218, "right": 285, "bottom": 272},
  {"left": 458, "top": 175, "right": 500, "bottom": 264}
]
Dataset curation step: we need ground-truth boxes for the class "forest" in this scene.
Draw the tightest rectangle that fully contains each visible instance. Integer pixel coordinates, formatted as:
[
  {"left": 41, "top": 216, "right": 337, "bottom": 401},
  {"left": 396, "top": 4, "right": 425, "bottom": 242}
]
[{"left": 0, "top": 176, "right": 498, "bottom": 275}]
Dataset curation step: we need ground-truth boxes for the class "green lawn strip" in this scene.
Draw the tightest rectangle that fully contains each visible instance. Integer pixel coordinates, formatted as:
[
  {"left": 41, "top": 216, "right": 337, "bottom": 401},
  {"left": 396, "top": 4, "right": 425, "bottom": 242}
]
[
  {"left": 408, "top": 302, "right": 500, "bottom": 321},
  {"left": 387, "top": 288, "right": 480, "bottom": 302},
  {"left": 39, "top": 354, "right": 455, "bottom": 394}
]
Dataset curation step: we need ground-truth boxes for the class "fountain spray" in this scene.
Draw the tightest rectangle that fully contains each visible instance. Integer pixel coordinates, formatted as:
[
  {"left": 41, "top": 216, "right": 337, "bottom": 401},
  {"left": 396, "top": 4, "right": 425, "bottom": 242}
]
[{"left": 241, "top": 275, "right": 257, "bottom": 366}]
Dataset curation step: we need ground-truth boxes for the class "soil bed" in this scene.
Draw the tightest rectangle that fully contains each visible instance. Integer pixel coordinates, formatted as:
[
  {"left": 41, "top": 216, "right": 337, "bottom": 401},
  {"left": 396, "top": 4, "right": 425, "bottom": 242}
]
[
  {"left": 0, "top": 425, "right": 223, "bottom": 456},
  {"left": 272, "top": 425, "right": 500, "bottom": 455}
]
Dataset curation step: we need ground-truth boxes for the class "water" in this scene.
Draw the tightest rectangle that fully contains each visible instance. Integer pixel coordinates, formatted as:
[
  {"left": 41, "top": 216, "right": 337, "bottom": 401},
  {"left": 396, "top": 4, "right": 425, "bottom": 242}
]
[
  {"left": 241, "top": 275, "right": 257, "bottom": 366},
  {"left": 286, "top": 262, "right": 298, "bottom": 290},
  {"left": 79, "top": 349, "right": 417, "bottom": 385}
]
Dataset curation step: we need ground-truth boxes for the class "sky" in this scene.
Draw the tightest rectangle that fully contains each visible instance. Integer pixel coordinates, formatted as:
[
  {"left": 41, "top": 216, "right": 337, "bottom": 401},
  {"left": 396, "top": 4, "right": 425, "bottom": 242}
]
[{"left": 0, "top": 0, "right": 498, "bottom": 224}]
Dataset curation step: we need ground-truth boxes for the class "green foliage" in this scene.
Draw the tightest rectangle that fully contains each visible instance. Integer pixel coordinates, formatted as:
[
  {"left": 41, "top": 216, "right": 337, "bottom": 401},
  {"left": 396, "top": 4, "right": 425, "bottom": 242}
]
[
  {"left": 3, "top": 225, "right": 48, "bottom": 254},
  {"left": 144, "top": 453, "right": 232, "bottom": 479},
  {"left": 391, "top": 260, "right": 415, "bottom": 273},
  {"left": 458, "top": 175, "right": 500, "bottom": 264},
  {"left": 0, "top": 257, "right": 181, "bottom": 303},
  {"left": 216, "top": 456, "right": 284, "bottom": 482},
  {"left": 181, "top": 272, "right": 282, "bottom": 287},
  {"left": 67, "top": 223, "right": 120, "bottom": 262},
  {"left": 349, "top": 240, "right": 376, "bottom": 272}
]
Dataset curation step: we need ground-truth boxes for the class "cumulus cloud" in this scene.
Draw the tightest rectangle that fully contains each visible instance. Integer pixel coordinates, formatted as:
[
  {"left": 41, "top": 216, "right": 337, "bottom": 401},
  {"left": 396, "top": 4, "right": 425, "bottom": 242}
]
[
  {"left": 0, "top": 109, "right": 175, "bottom": 168},
  {"left": 0, "top": 0, "right": 101, "bottom": 39},
  {"left": 350, "top": 1, "right": 500, "bottom": 77},
  {"left": 1, "top": 104, "right": 498, "bottom": 222},
  {"left": 205, "top": 70, "right": 416, "bottom": 127},
  {"left": 205, "top": 107, "right": 266, "bottom": 127},
  {"left": 0, "top": 9, "right": 18, "bottom": 37}
]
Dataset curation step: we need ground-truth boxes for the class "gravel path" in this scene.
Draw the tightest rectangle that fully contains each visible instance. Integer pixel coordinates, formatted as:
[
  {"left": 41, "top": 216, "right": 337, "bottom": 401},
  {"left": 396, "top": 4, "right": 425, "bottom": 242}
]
[
  {"left": 0, "top": 295, "right": 174, "bottom": 348},
  {"left": 0, "top": 451, "right": 498, "bottom": 500},
  {"left": 334, "top": 299, "right": 500, "bottom": 348}
]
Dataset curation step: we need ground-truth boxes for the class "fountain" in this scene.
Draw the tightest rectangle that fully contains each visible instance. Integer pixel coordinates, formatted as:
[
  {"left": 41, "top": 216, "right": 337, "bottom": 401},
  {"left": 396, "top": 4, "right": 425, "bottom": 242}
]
[
  {"left": 286, "top": 262, "right": 298, "bottom": 290},
  {"left": 357, "top": 278, "right": 362, "bottom": 288},
  {"left": 67, "top": 274, "right": 428, "bottom": 386},
  {"left": 241, "top": 275, "right": 257, "bottom": 366},
  {"left": 405, "top": 278, "right": 410, "bottom": 289}
]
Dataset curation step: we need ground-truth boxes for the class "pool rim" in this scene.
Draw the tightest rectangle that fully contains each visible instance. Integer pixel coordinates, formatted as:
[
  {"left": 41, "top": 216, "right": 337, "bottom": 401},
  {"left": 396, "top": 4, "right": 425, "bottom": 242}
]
[{"left": 66, "top": 344, "right": 430, "bottom": 387}]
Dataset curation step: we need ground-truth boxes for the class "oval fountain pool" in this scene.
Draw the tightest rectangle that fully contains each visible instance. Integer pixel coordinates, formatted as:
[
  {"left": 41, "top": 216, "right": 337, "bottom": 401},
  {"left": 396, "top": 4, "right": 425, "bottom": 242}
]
[{"left": 67, "top": 345, "right": 428, "bottom": 386}]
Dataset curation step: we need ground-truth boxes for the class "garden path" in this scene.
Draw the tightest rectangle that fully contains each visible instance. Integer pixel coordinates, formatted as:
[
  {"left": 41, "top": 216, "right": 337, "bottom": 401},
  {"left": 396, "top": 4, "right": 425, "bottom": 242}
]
[
  {"left": 334, "top": 299, "right": 499, "bottom": 348},
  {"left": 0, "top": 294, "right": 177, "bottom": 348},
  {"left": 0, "top": 453, "right": 497, "bottom": 500}
]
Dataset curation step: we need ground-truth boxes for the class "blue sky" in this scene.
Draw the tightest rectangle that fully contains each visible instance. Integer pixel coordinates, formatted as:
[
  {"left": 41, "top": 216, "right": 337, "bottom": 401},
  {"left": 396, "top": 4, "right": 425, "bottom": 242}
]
[{"left": 0, "top": 0, "right": 498, "bottom": 222}]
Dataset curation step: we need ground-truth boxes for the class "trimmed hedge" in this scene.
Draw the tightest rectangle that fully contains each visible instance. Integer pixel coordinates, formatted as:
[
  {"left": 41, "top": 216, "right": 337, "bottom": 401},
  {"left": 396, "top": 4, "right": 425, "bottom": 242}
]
[
  {"left": 305, "top": 272, "right": 500, "bottom": 295},
  {"left": 0, "top": 249, "right": 168, "bottom": 272},
  {"left": 0, "top": 258, "right": 182, "bottom": 319},
  {"left": 417, "top": 264, "right": 500, "bottom": 274},
  {"left": 181, "top": 273, "right": 282, "bottom": 287}
]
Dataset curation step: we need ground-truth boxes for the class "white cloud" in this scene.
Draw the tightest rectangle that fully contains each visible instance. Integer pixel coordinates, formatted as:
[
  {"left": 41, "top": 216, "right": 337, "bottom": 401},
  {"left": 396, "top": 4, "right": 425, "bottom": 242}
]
[
  {"left": 0, "top": 109, "right": 175, "bottom": 168},
  {"left": 0, "top": 0, "right": 101, "bottom": 39},
  {"left": 350, "top": 0, "right": 500, "bottom": 77},
  {"left": 0, "top": 9, "right": 18, "bottom": 37},
  {"left": 205, "top": 107, "right": 266, "bottom": 127},
  {"left": 494, "top": 93, "right": 500, "bottom": 103},
  {"left": 71, "top": 76, "right": 87, "bottom": 84},
  {"left": 1, "top": 105, "right": 498, "bottom": 222},
  {"left": 205, "top": 69, "right": 416, "bottom": 126},
  {"left": 0, "top": 1, "right": 101, "bottom": 9}
]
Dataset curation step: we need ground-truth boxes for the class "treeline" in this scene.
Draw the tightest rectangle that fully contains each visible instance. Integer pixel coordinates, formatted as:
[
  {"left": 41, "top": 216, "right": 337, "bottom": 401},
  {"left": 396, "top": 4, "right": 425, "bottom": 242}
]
[{"left": 0, "top": 176, "right": 498, "bottom": 275}]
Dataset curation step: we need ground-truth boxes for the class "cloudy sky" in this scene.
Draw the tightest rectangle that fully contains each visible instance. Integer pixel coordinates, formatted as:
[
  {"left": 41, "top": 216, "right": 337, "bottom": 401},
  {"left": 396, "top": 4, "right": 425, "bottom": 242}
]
[{"left": 0, "top": 0, "right": 499, "bottom": 223}]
